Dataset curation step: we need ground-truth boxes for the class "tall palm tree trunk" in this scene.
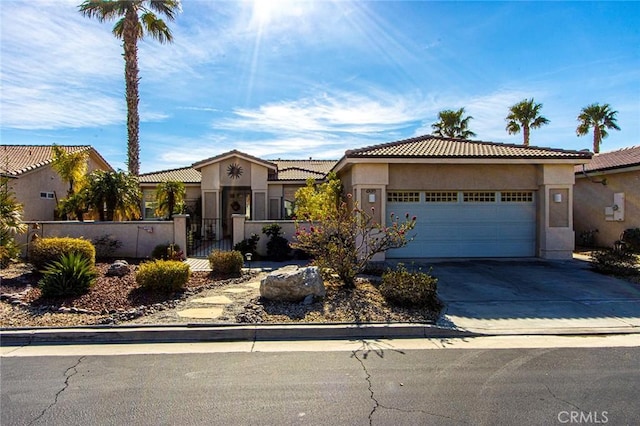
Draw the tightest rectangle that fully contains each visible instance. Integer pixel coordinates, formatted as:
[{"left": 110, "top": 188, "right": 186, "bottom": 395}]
[
  {"left": 124, "top": 7, "right": 140, "bottom": 176},
  {"left": 593, "top": 126, "right": 602, "bottom": 153},
  {"left": 523, "top": 125, "right": 530, "bottom": 147}
]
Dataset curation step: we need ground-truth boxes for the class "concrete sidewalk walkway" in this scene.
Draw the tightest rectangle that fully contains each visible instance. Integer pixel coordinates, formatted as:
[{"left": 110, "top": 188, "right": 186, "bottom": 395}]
[{"left": 185, "top": 258, "right": 309, "bottom": 272}]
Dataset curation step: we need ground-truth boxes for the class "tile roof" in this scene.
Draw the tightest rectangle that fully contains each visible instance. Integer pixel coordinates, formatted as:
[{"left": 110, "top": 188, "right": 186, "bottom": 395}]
[
  {"left": 575, "top": 146, "right": 640, "bottom": 173},
  {"left": 1, "top": 145, "right": 111, "bottom": 176},
  {"left": 271, "top": 160, "right": 337, "bottom": 181},
  {"left": 345, "top": 135, "right": 592, "bottom": 160},
  {"left": 138, "top": 159, "right": 337, "bottom": 184},
  {"left": 138, "top": 166, "right": 202, "bottom": 184},
  {"left": 192, "top": 149, "right": 277, "bottom": 170}
]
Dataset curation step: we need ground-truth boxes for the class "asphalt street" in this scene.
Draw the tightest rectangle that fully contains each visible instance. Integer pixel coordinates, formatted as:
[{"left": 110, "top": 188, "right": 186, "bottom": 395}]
[{"left": 2, "top": 338, "right": 639, "bottom": 425}]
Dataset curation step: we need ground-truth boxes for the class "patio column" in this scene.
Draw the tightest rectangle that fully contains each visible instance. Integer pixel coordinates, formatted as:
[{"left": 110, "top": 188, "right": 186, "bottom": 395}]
[
  {"left": 537, "top": 165, "right": 575, "bottom": 259},
  {"left": 173, "top": 214, "right": 189, "bottom": 254}
]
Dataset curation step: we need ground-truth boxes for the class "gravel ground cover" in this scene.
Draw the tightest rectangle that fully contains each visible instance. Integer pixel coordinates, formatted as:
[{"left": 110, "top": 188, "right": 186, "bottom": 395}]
[{"left": 0, "top": 261, "right": 441, "bottom": 327}]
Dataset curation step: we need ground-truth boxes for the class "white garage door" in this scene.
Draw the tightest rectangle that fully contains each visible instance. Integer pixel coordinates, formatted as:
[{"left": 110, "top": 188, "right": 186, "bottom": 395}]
[{"left": 386, "top": 191, "right": 536, "bottom": 258}]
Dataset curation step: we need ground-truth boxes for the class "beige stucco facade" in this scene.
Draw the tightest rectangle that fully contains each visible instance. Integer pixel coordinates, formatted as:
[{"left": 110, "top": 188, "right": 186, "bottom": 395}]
[
  {"left": 337, "top": 160, "right": 579, "bottom": 260},
  {"left": 10, "top": 153, "right": 110, "bottom": 221},
  {"left": 574, "top": 168, "right": 640, "bottom": 247}
]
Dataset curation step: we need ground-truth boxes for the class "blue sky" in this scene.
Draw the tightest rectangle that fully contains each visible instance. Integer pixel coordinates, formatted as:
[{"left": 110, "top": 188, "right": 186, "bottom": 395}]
[{"left": 1, "top": 0, "right": 639, "bottom": 173}]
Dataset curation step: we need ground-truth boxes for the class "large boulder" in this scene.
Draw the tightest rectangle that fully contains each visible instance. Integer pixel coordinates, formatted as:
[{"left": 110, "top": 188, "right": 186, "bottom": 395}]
[{"left": 260, "top": 266, "right": 325, "bottom": 302}]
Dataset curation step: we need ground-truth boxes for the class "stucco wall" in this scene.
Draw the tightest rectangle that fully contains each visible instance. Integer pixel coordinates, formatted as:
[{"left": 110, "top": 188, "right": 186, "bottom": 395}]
[
  {"left": 574, "top": 169, "right": 640, "bottom": 247},
  {"left": 242, "top": 220, "right": 300, "bottom": 257},
  {"left": 388, "top": 163, "right": 538, "bottom": 189},
  {"left": 16, "top": 221, "right": 177, "bottom": 259}
]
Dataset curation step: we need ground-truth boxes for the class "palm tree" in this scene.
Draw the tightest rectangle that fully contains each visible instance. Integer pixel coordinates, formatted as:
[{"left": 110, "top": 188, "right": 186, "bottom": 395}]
[
  {"left": 431, "top": 108, "right": 476, "bottom": 139},
  {"left": 51, "top": 145, "right": 88, "bottom": 220},
  {"left": 1, "top": 176, "right": 27, "bottom": 266},
  {"left": 79, "top": 0, "right": 180, "bottom": 176},
  {"left": 576, "top": 103, "right": 621, "bottom": 153},
  {"left": 82, "top": 170, "right": 141, "bottom": 221},
  {"left": 505, "top": 98, "right": 550, "bottom": 146},
  {"left": 155, "top": 180, "right": 185, "bottom": 220}
]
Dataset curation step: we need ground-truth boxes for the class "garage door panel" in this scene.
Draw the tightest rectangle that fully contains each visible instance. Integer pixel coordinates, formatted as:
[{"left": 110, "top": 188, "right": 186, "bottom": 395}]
[{"left": 387, "top": 191, "right": 536, "bottom": 258}]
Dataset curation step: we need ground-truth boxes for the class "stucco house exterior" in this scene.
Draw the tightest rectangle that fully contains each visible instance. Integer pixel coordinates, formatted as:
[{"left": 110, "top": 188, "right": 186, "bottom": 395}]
[
  {"left": 574, "top": 146, "right": 640, "bottom": 248},
  {"left": 1, "top": 145, "right": 113, "bottom": 221},
  {"left": 140, "top": 136, "right": 591, "bottom": 260}
]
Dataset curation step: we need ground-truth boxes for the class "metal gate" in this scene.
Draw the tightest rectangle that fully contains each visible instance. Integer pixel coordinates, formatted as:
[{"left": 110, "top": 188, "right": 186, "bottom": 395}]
[{"left": 186, "top": 217, "right": 232, "bottom": 257}]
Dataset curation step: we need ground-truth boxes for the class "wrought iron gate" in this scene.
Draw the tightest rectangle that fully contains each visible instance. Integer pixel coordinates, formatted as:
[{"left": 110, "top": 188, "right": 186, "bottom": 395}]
[{"left": 186, "top": 217, "right": 232, "bottom": 257}]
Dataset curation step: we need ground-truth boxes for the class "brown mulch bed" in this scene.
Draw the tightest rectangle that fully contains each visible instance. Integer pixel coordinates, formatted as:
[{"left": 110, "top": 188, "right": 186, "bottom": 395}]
[
  {"left": 0, "top": 261, "right": 226, "bottom": 328},
  {"left": 1, "top": 261, "right": 442, "bottom": 328}
]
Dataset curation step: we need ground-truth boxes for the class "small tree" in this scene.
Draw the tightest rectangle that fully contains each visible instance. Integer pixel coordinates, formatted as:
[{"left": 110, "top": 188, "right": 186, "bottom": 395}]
[
  {"left": 262, "top": 223, "right": 290, "bottom": 261},
  {"left": 293, "top": 197, "right": 416, "bottom": 288},
  {"left": 1, "top": 176, "right": 27, "bottom": 266},
  {"left": 293, "top": 172, "right": 342, "bottom": 220},
  {"left": 51, "top": 145, "right": 89, "bottom": 220},
  {"left": 155, "top": 180, "right": 185, "bottom": 219},
  {"left": 82, "top": 170, "right": 141, "bottom": 221}
]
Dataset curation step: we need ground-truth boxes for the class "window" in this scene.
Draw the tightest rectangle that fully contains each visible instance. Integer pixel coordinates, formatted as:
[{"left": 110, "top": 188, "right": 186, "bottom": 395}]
[
  {"left": 425, "top": 192, "right": 458, "bottom": 203},
  {"left": 463, "top": 191, "right": 496, "bottom": 203},
  {"left": 143, "top": 190, "right": 158, "bottom": 219},
  {"left": 387, "top": 191, "right": 420, "bottom": 203},
  {"left": 40, "top": 192, "right": 55, "bottom": 199},
  {"left": 501, "top": 191, "right": 534, "bottom": 203}
]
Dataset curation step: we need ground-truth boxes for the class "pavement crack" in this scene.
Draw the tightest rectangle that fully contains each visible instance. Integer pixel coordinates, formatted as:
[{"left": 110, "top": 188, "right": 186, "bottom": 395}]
[
  {"left": 352, "top": 342, "right": 468, "bottom": 425},
  {"left": 545, "top": 383, "right": 583, "bottom": 412},
  {"left": 28, "top": 356, "right": 85, "bottom": 426},
  {"left": 351, "top": 349, "right": 379, "bottom": 426}
]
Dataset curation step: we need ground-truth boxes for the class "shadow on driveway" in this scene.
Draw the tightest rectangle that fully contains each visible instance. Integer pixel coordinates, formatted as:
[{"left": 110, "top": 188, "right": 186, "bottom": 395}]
[{"left": 406, "top": 258, "right": 640, "bottom": 334}]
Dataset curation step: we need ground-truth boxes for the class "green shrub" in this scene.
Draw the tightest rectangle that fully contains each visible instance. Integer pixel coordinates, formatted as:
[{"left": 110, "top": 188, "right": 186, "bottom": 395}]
[
  {"left": 29, "top": 237, "right": 96, "bottom": 270},
  {"left": 621, "top": 228, "right": 640, "bottom": 253},
  {"left": 208, "top": 250, "right": 244, "bottom": 277},
  {"left": 380, "top": 263, "right": 439, "bottom": 309},
  {"left": 136, "top": 260, "right": 191, "bottom": 293},
  {"left": 262, "top": 224, "right": 290, "bottom": 261},
  {"left": 233, "top": 234, "right": 260, "bottom": 258},
  {"left": 151, "top": 243, "right": 184, "bottom": 261},
  {"left": 591, "top": 249, "right": 639, "bottom": 276},
  {"left": 92, "top": 234, "right": 123, "bottom": 259},
  {"left": 38, "top": 252, "right": 98, "bottom": 297}
]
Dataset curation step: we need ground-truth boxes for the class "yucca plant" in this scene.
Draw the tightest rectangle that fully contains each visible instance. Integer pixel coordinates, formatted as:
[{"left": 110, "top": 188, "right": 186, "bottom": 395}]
[{"left": 39, "top": 252, "right": 98, "bottom": 297}]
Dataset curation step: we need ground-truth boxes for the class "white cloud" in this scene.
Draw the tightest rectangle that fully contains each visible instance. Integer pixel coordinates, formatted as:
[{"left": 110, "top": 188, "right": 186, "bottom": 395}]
[
  {"left": 217, "top": 90, "right": 431, "bottom": 136},
  {"left": 1, "top": 1, "right": 124, "bottom": 129}
]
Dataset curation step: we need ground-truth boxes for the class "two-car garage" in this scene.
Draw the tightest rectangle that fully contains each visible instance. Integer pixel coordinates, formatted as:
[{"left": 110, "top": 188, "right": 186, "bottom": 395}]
[
  {"left": 338, "top": 135, "right": 591, "bottom": 260},
  {"left": 386, "top": 190, "right": 537, "bottom": 258}
]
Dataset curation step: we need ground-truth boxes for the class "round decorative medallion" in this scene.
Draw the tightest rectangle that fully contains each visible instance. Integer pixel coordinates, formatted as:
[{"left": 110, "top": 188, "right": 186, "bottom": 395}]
[{"left": 227, "top": 163, "right": 243, "bottom": 179}]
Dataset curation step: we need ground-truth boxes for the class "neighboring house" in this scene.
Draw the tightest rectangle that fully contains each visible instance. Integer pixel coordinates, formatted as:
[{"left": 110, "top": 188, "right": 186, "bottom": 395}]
[
  {"left": 1, "top": 145, "right": 113, "bottom": 221},
  {"left": 574, "top": 146, "right": 640, "bottom": 248},
  {"left": 142, "top": 136, "right": 591, "bottom": 260}
]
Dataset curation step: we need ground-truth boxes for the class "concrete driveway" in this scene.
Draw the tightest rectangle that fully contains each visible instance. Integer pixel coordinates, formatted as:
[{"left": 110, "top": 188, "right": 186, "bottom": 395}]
[{"left": 429, "top": 258, "right": 640, "bottom": 334}]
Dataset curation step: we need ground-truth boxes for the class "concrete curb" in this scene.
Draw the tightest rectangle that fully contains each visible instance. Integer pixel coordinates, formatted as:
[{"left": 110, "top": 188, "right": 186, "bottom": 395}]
[{"left": 0, "top": 323, "right": 479, "bottom": 346}]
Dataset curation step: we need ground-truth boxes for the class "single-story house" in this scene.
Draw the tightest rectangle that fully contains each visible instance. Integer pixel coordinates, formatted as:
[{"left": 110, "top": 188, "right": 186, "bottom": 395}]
[
  {"left": 140, "top": 135, "right": 592, "bottom": 260},
  {"left": 574, "top": 145, "right": 640, "bottom": 247},
  {"left": 1, "top": 145, "right": 113, "bottom": 221}
]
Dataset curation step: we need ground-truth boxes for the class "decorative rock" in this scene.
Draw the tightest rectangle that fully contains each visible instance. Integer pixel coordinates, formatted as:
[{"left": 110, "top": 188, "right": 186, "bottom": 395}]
[
  {"left": 260, "top": 266, "right": 325, "bottom": 302},
  {"left": 106, "top": 260, "right": 130, "bottom": 277},
  {"left": 302, "top": 294, "right": 314, "bottom": 305}
]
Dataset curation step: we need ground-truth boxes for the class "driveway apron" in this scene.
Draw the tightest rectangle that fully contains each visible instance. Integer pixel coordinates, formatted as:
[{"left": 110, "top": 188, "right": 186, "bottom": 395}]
[{"left": 430, "top": 258, "right": 640, "bottom": 334}]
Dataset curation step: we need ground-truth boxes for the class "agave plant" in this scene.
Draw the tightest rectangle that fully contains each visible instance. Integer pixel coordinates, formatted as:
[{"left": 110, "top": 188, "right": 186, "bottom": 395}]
[{"left": 39, "top": 252, "right": 98, "bottom": 297}]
